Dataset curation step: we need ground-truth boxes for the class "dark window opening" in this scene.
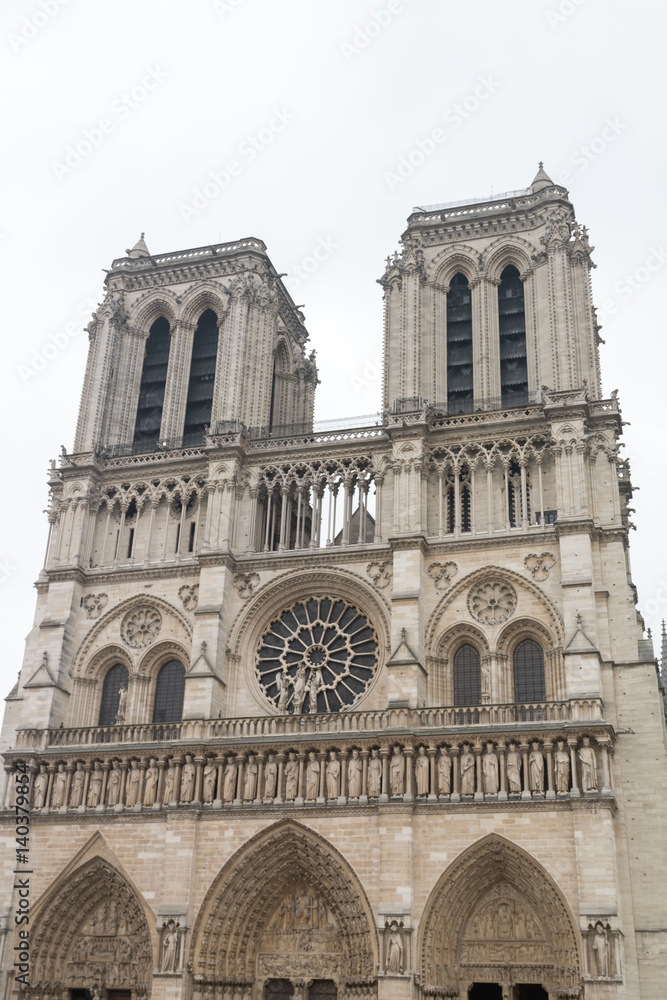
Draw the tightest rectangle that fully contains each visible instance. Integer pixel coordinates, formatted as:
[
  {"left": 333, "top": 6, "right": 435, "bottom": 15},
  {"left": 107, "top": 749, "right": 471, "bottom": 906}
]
[
  {"left": 309, "top": 982, "right": 338, "bottom": 1000},
  {"left": 447, "top": 272, "right": 474, "bottom": 413},
  {"left": 153, "top": 660, "right": 186, "bottom": 723},
  {"left": 453, "top": 643, "right": 481, "bottom": 706},
  {"left": 513, "top": 638, "right": 546, "bottom": 702},
  {"left": 175, "top": 524, "right": 181, "bottom": 552},
  {"left": 264, "top": 981, "right": 294, "bottom": 1000},
  {"left": 507, "top": 459, "right": 530, "bottom": 527},
  {"left": 99, "top": 663, "right": 129, "bottom": 726},
  {"left": 499, "top": 265, "right": 528, "bottom": 405},
  {"left": 183, "top": 309, "right": 219, "bottom": 446},
  {"left": 133, "top": 317, "right": 171, "bottom": 452},
  {"left": 188, "top": 521, "right": 196, "bottom": 552},
  {"left": 468, "top": 986, "right": 502, "bottom": 1000},
  {"left": 127, "top": 527, "right": 135, "bottom": 558}
]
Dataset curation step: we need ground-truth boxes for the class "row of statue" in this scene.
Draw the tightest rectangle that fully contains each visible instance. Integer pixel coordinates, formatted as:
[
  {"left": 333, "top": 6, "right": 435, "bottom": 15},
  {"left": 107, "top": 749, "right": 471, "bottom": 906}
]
[{"left": 23, "top": 737, "right": 603, "bottom": 810}]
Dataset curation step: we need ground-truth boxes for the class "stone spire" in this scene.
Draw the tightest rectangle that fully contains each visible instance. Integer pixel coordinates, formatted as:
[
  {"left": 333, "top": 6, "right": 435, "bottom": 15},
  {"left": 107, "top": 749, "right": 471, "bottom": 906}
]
[
  {"left": 530, "top": 162, "right": 554, "bottom": 192},
  {"left": 126, "top": 233, "right": 151, "bottom": 258}
]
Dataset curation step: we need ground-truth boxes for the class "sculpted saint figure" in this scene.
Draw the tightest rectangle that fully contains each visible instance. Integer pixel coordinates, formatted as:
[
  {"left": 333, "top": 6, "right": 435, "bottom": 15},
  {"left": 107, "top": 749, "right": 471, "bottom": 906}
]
[
  {"left": 389, "top": 746, "right": 405, "bottom": 796},
  {"left": 264, "top": 753, "right": 278, "bottom": 799},
  {"left": 285, "top": 752, "right": 298, "bottom": 799},
  {"left": 578, "top": 737, "right": 598, "bottom": 792},
  {"left": 529, "top": 742, "right": 545, "bottom": 793},
  {"left": 386, "top": 921, "right": 404, "bottom": 974},
  {"left": 33, "top": 764, "right": 49, "bottom": 809},
  {"left": 51, "top": 763, "right": 67, "bottom": 809},
  {"left": 308, "top": 667, "right": 323, "bottom": 714},
  {"left": 107, "top": 760, "right": 121, "bottom": 806},
  {"left": 306, "top": 751, "right": 320, "bottom": 800},
  {"left": 415, "top": 746, "right": 429, "bottom": 796},
  {"left": 163, "top": 763, "right": 175, "bottom": 804},
  {"left": 162, "top": 920, "right": 179, "bottom": 972},
  {"left": 126, "top": 761, "right": 141, "bottom": 807},
  {"left": 482, "top": 742, "right": 499, "bottom": 795},
  {"left": 481, "top": 660, "right": 491, "bottom": 701},
  {"left": 506, "top": 742, "right": 522, "bottom": 793},
  {"left": 326, "top": 750, "right": 340, "bottom": 799},
  {"left": 69, "top": 762, "right": 85, "bottom": 807},
  {"left": 275, "top": 670, "right": 291, "bottom": 713},
  {"left": 292, "top": 664, "right": 307, "bottom": 714},
  {"left": 144, "top": 759, "right": 159, "bottom": 806},
  {"left": 203, "top": 759, "right": 216, "bottom": 803},
  {"left": 244, "top": 754, "right": 258, "bottom": 800},
  {"left": 87, "top": 761, "right": 103, "bottom": 808},
  {"left": 460, "top": 744, "right": 475, "bottom": 796},
  {"left": 348, "top": 749, "right": 362, "bottom": 798},
  {"left": 438, "top": 750, "right": 452, "bottom": 794},
  {"left": 555, "top": 740, "right": 570, "bottom": 792},
  {"left": 593, "top": 921, "right": 609, "bottom": 977},
  {"left": 180, "top": 755, "right": 195, "bottom": 803},
  {"left": 115, "top": 683, "right": 128, "bottom": 725},
  {"left": 368, "top": 748, "right": 382, "bottom": 797},
  {"left": 223, "top": 756, "right": 237, "bottom": 802}
]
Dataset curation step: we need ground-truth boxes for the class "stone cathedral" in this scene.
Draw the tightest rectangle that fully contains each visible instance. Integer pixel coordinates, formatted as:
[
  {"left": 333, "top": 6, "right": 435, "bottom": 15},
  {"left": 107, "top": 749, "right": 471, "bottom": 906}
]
[{"left": 1, "top": 166, "right": 665, "bottom": 1000}]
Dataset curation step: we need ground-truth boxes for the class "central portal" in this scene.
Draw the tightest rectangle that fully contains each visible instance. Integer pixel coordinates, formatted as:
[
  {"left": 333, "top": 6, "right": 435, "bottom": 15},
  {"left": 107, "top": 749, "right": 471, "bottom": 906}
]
[{"left": 468, "top": 985, "right": 502, "bottom": 1000}]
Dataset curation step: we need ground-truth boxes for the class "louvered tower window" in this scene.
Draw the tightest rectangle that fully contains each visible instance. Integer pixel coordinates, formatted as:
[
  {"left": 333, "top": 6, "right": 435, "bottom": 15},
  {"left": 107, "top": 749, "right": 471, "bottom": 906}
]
[
  {"left": 453, "top": 643, "right": 481, "bottom": 705},
  {"left": 498, "top": 265, "right": 528, "bottom": 405},
  {"left": 513, "top": 639, "right": 546, "bottom": 702},
  {"left": 183, "top": 309, "right": 219, "bottom": 445},
  {"left": 153, "top": 660, "right": 186, "bottom": 723},
  {"left": 98, "top": 663, "right": 129, "bottom": 725},
  {"left": 132, "top": 317, "right": 171, "bottom": 452},
  {"left": 446, "top": 273, "right": 473, "bottom": 413}
]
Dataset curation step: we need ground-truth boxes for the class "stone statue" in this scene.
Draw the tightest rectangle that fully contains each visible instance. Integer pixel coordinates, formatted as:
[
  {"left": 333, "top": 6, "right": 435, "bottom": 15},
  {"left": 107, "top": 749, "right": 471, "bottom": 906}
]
[
  {"left": 285, "top": 751, "right": 298, "bottom": 799},
  {"left": 326, "top": 750, "right": 340, "bottom": 799},
  {"left": 578, "top": 737, "right": 598, "bottom": 792},
  {"left": 292, "top": 664, "right": 307, "bottom": 714},
  {"left": 143, "top": 759, "right": 159, "bottom": 806},
  {"left": 438, "top": 751, "right": 451, "bottom": 794},
  {"left": 126, "top": 761, "right": 141, "bottom": 807},
  {"left": 87, "top": 761, "right": 103, "bottom": 808},
  {"left": 264, "top": 753, "right": 278, "bottom": 799},
  {"left": 306, "top": 751, "right": 320, "bottom": 800},
  {"left": 162, "top": 918, "right": 179, "bottom": 972},
  {"left": 389, "top": 746, "right": 405, "bottom": 796},
  {"left": 368, "top": 748, "right": 382, "bottom": 797},
  {"left": 506, "top": 742, "right": 522, "bottom": 794},
  {"left": 275, "top": 670, "right": 291, "bottom": 713},
  {"left": 163, "top": 763, "right": 175, "bottom": 804},
  {"left": 33, "top": 764, "right": 48, "bottom": 809},
  {"left": 482, "top": 742, "right": 498, "bottom": 795},
  {"left": 180, "top": 755, "right": 195, "bottom": 803},
  {"left": 223, "top": 756, "right": 237, "bottom": 802},
  {"left": 481, "top": 659, "right": 491, "bottom": 701},
  {"left": 107, "top": 760, "right": 121, "bottom": 806},
  {"left": 115, "top": 683, "right": 128, "bottom": 725},
  {"left": 415, "top": 746, "right": 429, "bottom": 796},
  {"left": 529, "top": 742, "right": 545, "bottom": 793},
  {"left": 50, "top": 763, "right": 67, "bottom": 809},
  {"left": 593, "top": 921, "right": 609, "bottom": 977},
  {"left": 554, "top": 740, "right": 570, "bottom": 792},
  {"left": 69, "top": 762, "right": 85, "bottom": 807},
  {"left": 386, "top": 920, "right": 404, "bottom": 974},
  {"left": 460, "top": 744, "right": 475, "bottom": 796},
  {"left": 307, "top": 667, "right": 322, "bottom": 713},
  {"left": 348, "top": 748, "right": 362, "bottom": 798},
  {"left": 203, "top": 759, "right": 217, "bottom": 803},
  {"left": 244, "top": 754, "right": 258, "bottom": 800}
]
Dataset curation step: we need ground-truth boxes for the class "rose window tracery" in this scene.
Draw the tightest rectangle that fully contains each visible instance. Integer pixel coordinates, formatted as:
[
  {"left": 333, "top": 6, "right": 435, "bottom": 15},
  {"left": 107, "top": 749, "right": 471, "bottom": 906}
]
[
  {"left": 467, "top": 579, "right": 517, "bottom": 626},
  {"left": 256, "top": 597, "right": 378, "bottom": 714},
  {"left": 120, "top": 606, "right": 163, "bottom": 648}
]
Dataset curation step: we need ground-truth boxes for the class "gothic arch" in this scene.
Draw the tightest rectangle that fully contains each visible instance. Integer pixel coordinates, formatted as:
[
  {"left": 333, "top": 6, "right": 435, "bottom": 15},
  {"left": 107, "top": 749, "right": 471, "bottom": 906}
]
[
  {"left": 130, "top": 289, "right": 179, "bottom": 333},
  {"left": 178, "top": 281, "right": 231, "bottom": 328},
  {"left": 189, "top": 819, "right": 378, "bottom": 982},
  {"left": 429, "top": 245, "right": 480, "bottom": 287},
  {"left": 418, "top": 834, "right": 581, "bottom": 996},
  {"left": 483, "top": 236, "right": 535, "bottom": 282}
]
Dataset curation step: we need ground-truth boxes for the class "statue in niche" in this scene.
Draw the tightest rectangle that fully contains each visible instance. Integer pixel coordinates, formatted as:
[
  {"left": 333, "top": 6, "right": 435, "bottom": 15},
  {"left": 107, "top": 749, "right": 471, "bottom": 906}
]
[
  {"left": 264, "top": 752, "right": 277, "bottom": 799},
  {"left": 69, "top": 762, "right": 85, "bottom": 807},
  {"left": 161, "top": 918, "right": 180, "bottom": 972},
  {"left": 107, "top": 760, "right": 121, "bottom": 806},
  {"left": 50, "top": 763, "right": 67, "bottom": 808},
  {"left": 163, "top": 762, "right": 175, "bottom": 804},
  {"left": 285, "top": 751, "right": 298, "bottom": 799},
  {"left": 497, "top": 902, "right": 514, "bottom": 938},
  {"left": 308, "top": 667, "right": 323, "bottom": 714},
  {"left": 180, "top": 754, "right": 195, "bottom": 803},
  {"left": 305, "top": 751, "right": 320, "bottom": 800},
  {"left": 506, "top": 742, "right": 522, "bottom": 793},
  {"left": 326, "top": 750, "right": 340, "bottom": 799},
  {"left": 223, "top": 756, "right": 237, "bottom": 801},
  {"left": 529, "top": 742, "right": 545, "bottom": 793},
  {"left": 415, "top": 746, "right": 429, "bottom": 796},
  {"left": 292, "top": 663, "right": 307, "bottom": 714},
  {"left": 593, "top": 921, "right": 610, "bottom": 977},
  {"left": 33, "top": 763, "right": 48, "bottom": 808},
  {"left": 578, "top": 737, "right": 598, "bottom": 792},
  {"left": 438, "top": 750, "right": 451, "bottom": 794},
  {"left": 244, "top": 754, "right": 258, "bottom": 800},
  {"left": 368, "top": 748, "right": 382, "bottom": 797},
  {"left": 385, "top": 920, "right": 404, "bottom": 974},
  {"left": 348, "top": 748, "right": 362, "bottom": 798},
  {"left": 555, "top": 740, "right": 570, "bottom": 792},
  {"left": 203, "top": 759, "right": 217, "bottom": 803},
  {"left": 87, "top": 761, "right": 103, "bottom": 808},
  {"left": 144, "top": 758, "right": 159, "bottom": 806},
  {"left": 115, "top": 683, "right": 128, "bottom": 725},
  {"left": 389, "top": 745, "right": 404, "bottom": 796},
  {"left": 276, "top": 670, "right": 291, "bottom": 713},
  {"left": 460, "top": 744, "right": 475, "bottom": 795},
  {"left": 481, "top": 659, "right": 491, "bottom": 702},
  {"left": 482, "top": 743, "right": 499, "bottom": 795},
  {"left": 125, "top": 761, "right": 141, "bottom": 807}
]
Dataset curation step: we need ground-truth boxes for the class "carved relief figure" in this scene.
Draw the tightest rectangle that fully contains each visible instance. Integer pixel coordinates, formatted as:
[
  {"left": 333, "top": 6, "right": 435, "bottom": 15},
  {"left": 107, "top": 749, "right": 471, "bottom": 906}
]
[
  {"left": 69, "top": 762, "right": 85, "bottom": 807},
  {"left": 483, "top": 743, "right": 499, "bottom": 794},
  {"left": 115, "top": 683, "right": 128, "bottom": 725},
  {"left": 306, "top": 751, "right": 320, "bottom": 800},
  {"left": 348, "top": 749, "right": 362, "bottom": 798},
  {"left": 506, "top": 742, "right": 522, "bottom": 793},
  {"left": 223, "top": 756, "right": 238, "bottom": 802},
  {"left": 107, "top": 760, "right": 121, "bottom": 806},
  {"left": 593, "top": 921, "right": 610, "bottom": 977},
  {"left": 285, "top": 751, "right": 298, "bottom": 799},
  {"left": 389, "top": 746, "right": 405, "bottom": 796},
  {"left": 276, "top": 670, "right": 291, "bottom": 713},
  {"left": 33, "top": 764, "right": 48, "bottom": 809},
  {"left": 163, "top": 762, "right": 175, "bottom": 804},
  {"left": 292, "top": 664, "right": 307, "bottom": 714},
  {"left": 308, "top": 667, "right": 323, "bottom": 713},
  {"left": 460, "top": 744, "right": 475, "bottom": 795},
  {"left": 368, "top": 748, "right": 382, "bottom": 797},
  {"left": 51, "top": 763, "right": 67, "bottom": 809},
  {"left": 578, "top": 737, "right": 598, "bottom": 792},
  {"left": 555, "top": 740, "right": 570, "bottom": 792},
  {"left": 438, "top": 750, "right": 451, "bottom": 794},
  {"left": 386, "top": 921, "right": 404, "bottom": 974},
  {"left": 415, "top": 746, "right": 429, "bottom": 796},
  {"left": 264, "top": 752, "right": 278, "bottom": 799},
  {"left": 87, "top": 761, "right": 103, "bottom": 808},
  {"left": 529, "top": 742, "right": 545, "bottom": 793},
  {"left": 203, "top": 759, "right": 217, "bottom": 803},
  {"left": 481, "top": 660, "right": 491, "bottom": 702},
  {"left": 180, "top": 755, "right": 195, "bottom": 803},
  {"left": 326, "top": 751, "right": 340, "bottom": 799},
  {"left": 244, "top": 754, "right": 258, "bottom": 800},
  {"left": 162, "top": 918, "right": 180, "bottom": 972},
  {"left": 126, "top": 760, "right": 141, "bottom": 807},
  {"left": 144, "top": 758, "right": 159, "bottom": 806}
]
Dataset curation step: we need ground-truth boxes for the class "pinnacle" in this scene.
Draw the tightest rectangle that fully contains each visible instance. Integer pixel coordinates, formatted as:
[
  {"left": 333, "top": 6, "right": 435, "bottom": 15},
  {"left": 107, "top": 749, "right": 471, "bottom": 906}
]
[
  {"left": 126, "top": 232, "right": 151, "bottom": 258},
  {"left": 530, "top": 162, "right": 554, "bottom": 192}
]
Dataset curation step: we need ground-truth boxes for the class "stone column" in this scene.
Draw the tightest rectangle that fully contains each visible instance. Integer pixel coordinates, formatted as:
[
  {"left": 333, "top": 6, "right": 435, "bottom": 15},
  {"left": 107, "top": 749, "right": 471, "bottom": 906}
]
[
  {"left": 360, "top": 749, "right": 369, "bottom": 805},
  {"left": 451, "top": 747, "right": 461, "bottom": 802},
  {"left": 474, "top": 744, "right": 484, "bottom": 802},
  {"left": 339, "top": 749, "right": 349, "bottom": 804},
  {"left": 498, "top": 742, "right": 508, "bottom": 801},
  {"left": 275, "top": 753, "right": 285, "bottom": 805},
  {"left": 295, "top": 752, "right": 306, "bottom": 807},
  {"left": 380, "top": 748, "right": 390, "bottom": 803},
  {"left": 193, "top": 756, "right": 205, "bottom": 806},
  {"left": 428, "top": 746, "right": 438, "bottom": 803},
  {"left": 568, "top": 739, "right": 581, "bottom": 797},
  {"left": 520, "top": 743, "right": 531, "bottom": 800},
  {"left": 545, "top": 741, "right": 556, "bottom": 800}
]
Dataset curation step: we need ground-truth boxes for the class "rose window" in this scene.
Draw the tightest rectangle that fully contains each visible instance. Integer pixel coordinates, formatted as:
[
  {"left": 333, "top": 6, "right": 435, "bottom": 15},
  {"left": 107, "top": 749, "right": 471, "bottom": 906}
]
[
  {"left": 256, "top": 597, "right": 378, "bottom": 714},
  {"left": 467, "top": 579, "right": 517, "bottom": 626},
  {"left": 120, "top": 606, "right": 163, "bottom": 648}
]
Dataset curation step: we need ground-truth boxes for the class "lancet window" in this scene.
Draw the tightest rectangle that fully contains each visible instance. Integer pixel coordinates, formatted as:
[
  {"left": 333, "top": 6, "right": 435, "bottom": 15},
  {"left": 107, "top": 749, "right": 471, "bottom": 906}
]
[
  {"left": 498, "top": 264, "right": 528, "bottom": 404},
  {"left": 453, "top": 643, "right": 481, "bottom": 706},
  {"left": 183, "top": 309, "right": 219, "bottom": 445},
  {"left": 153, "top": 660, "right": 186, "bottom": 723},
  {"left": 446, "top": 273, "right": 474, "bottom": 413},
  {"left": 133, "top": 317, "right": 171, "bottom": 452},
  {"left": 513, "top": 639, "right": 546, "bottom": 702},
  {"left": 98, "top": 663, "right": 129, "bottom": 726}
]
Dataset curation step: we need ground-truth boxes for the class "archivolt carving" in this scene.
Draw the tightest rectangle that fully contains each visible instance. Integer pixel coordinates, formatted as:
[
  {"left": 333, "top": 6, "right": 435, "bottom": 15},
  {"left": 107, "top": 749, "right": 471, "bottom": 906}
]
[
  {"left": 428, "top": 244, "right": 481, "bottom": 286},
  {"left": 481, "top": 235, "right": 536, "bottom": 281},
  {"left": 189, "top": 820, "right": 378, "bottom": 981},
  {"left": 419, "top": 835, "right": 581, "bottom": 994},
  {"left": 435, "top": 622, "right": 490, "bottom": 661}
]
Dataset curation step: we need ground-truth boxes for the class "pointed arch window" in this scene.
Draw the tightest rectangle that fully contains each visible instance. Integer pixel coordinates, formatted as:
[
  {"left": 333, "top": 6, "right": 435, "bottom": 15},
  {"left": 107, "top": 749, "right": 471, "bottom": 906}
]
[
  {"left": 98, "top": 663, "right": 129, "bottom": 725},
  {"left": 153, "top": 660, "right": 186, "bottom": 723},
  {"left": 446, "top": 273, "right": 473, "bottom": 414},
  {"left": 133, "top": 317, "right": 171, "bottom": 452},
  {"left": 513, "top": 638, "right": 546, "bottom": 702},
  {"left": 183, "top": 309, "right": 219, "bottom": 445},
  {"left": 453, "top": 643, "right": 481, "bottom": 705},
  {"left": 498, "top": 265, "right": 528, "bottom": 405}
]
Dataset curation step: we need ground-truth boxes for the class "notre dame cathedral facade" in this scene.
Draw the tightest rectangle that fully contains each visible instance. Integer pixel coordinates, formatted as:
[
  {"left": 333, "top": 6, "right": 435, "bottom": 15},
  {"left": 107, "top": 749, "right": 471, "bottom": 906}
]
[{"left": 1, "top": 166, "right": 665, "bottom": 1000}]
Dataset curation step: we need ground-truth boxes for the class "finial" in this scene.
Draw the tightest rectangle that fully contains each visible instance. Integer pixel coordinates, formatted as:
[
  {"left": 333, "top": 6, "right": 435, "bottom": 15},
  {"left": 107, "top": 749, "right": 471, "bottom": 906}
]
[{"left": 647, "top": 627, "right": 653, "bottom": 640}]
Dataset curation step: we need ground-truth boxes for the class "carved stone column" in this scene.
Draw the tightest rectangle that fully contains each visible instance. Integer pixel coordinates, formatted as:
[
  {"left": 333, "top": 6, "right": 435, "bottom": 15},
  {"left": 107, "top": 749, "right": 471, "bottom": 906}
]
[
  {"left": 234, "top": 754, "right": 244, "bottom": 807},
  {"left": 428, "top": 745, "right": 437, "bottom": 803},
  {"left": 99, "top": 762, "right": 110, "bottom": 811},
  {"left": 295, "top": 752, "right": 306, "bottom": 807},
  {"left": 474, "top": 744, "right": 484, "bottom": 802},
  {"left": 599, "top": 737, "right": 613, "bottom": 796},
  {"left": 498, "top": 742, "right": 508, "bottom": 801},
  {"left": 568, "top": 739, "right": 581, "bottom": 797},
  {"left": 450, "top": 747, "right": 461, "bottom": 802},
  {"left": 379, "top": 747, "right": 390, "bottom": 803},
  {"left": 520, "top": 743, "right": 531, "bottom": 800},
  {"left": 171, "top": 757, "right": 184, "bottom": 807},
  {"left": 255, "top": 752, "right": 264, "bottom": 806},
  {"left": 360, "top": 748, "right": 369, "bottom": 804},
  {"left": 193, "top": 755, "right": 205, "bottom": 807},
  {"left": 156, "top": 758, "right": 167, "bottom": 809},
  {"left": 339, "top": 748, "right": 349, "bottom": 804},
  {"left": 81, "top": 762, "right": 92, "bottom": 813},
  {"left": 275, "top": 752, "right": 285, "bottom": 805},
  {"left": 545, "top": 741, "right": 556, "bottom": 800}
]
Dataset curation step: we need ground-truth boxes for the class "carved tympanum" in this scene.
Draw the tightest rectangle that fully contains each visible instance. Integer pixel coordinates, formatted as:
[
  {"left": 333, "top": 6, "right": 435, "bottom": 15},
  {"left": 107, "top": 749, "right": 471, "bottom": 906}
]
[
  {"left": 467, "top": 579, "right": 517, "bottom": 626},
  {"left": 120, "top": 606, "right": 162, "bottom": 648},
  {"left": 258, "top": 882, "right": 343, "bottom": 979}
]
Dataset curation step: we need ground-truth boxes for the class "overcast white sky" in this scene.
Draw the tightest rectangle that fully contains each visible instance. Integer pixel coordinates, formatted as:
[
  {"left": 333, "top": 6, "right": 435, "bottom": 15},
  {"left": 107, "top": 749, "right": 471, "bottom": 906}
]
[{"left": 1, "top": 0, "right": 666, "bottom": 699}]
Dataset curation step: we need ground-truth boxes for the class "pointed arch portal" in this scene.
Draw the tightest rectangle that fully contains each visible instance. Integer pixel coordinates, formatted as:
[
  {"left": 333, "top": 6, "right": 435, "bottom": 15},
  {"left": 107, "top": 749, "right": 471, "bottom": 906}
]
[{"left": 419, "top": 835, "right": 581, "bottom": 998}]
